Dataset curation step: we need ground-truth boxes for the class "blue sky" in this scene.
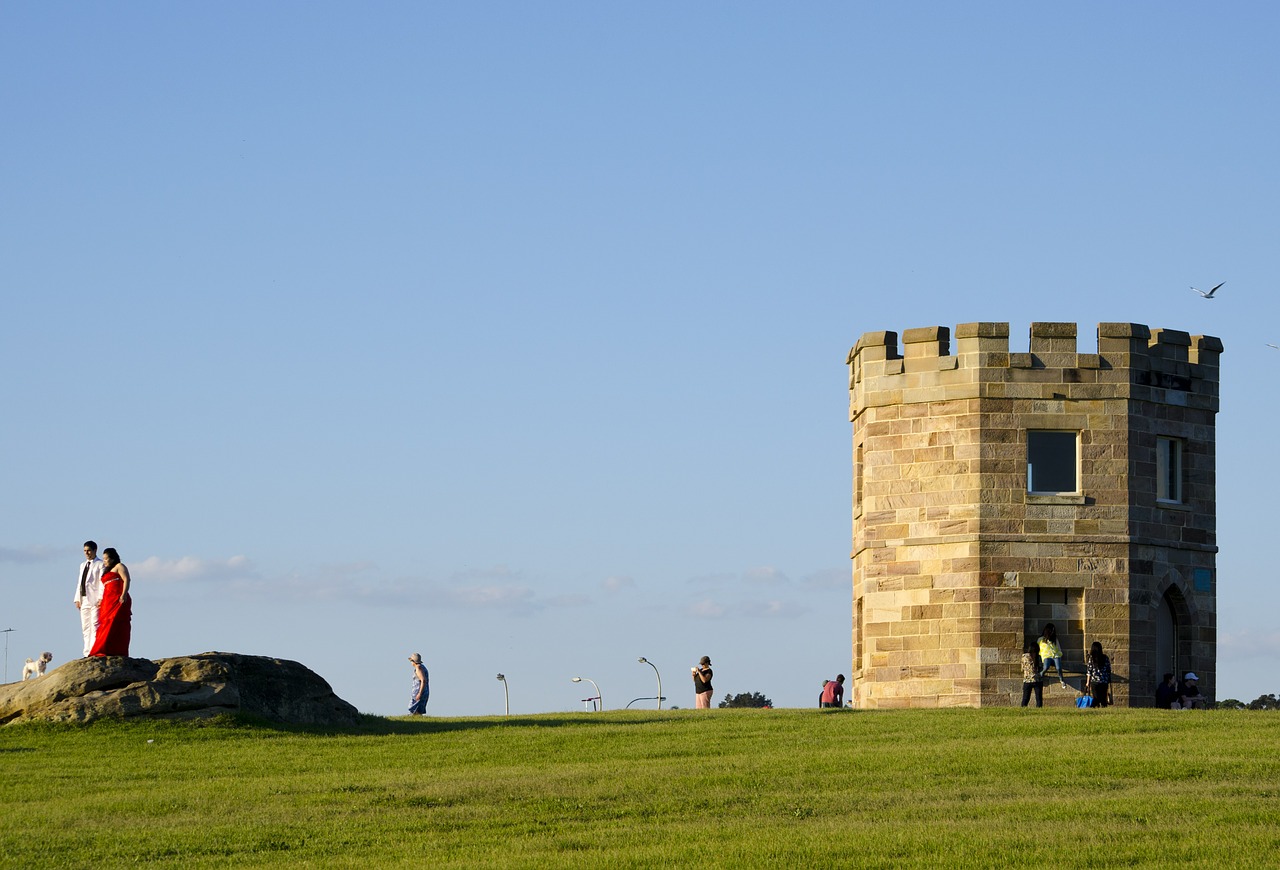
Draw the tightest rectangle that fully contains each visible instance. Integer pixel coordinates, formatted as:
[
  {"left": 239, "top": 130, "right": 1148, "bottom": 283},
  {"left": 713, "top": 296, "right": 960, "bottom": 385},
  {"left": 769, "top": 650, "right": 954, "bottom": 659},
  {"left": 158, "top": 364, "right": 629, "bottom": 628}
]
[{"left": 3, "top": 4, "right": 1277, "bottom": 714}]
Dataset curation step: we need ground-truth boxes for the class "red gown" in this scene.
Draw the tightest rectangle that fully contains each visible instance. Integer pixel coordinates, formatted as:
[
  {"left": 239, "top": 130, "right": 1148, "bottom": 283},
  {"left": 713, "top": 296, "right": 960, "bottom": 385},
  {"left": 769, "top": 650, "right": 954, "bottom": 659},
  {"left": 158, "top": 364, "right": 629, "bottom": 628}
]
[{"left": 89, "top": 570, "right": 131, "bottom": 657}]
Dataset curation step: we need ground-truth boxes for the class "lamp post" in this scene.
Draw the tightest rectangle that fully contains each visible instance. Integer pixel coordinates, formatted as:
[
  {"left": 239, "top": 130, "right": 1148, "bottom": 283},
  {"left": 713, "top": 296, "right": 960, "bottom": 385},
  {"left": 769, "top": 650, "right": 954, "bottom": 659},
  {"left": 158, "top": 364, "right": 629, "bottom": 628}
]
[
  {"left": 496, "top": 673, "right": 508, "bottom": 717},
  {"left": 571, "top": 676, "right": 602, "bottom": 711},
  {"left": 638, "top": 656, "right": 662, "bottom": 710},
  {"left": 625, "top": 696, "right": 666, "bottom": 709}
]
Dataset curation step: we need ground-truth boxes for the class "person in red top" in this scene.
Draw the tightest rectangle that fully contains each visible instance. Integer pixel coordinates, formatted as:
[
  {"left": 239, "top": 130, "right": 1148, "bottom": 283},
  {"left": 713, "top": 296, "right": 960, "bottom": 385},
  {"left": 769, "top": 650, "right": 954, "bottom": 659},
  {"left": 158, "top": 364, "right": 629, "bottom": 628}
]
[
  {"left": 89, "top": 547, "right": 132, "bottom": 657},
  {"left": 821, "top": 674, "right": 845, "bottom": 708}
]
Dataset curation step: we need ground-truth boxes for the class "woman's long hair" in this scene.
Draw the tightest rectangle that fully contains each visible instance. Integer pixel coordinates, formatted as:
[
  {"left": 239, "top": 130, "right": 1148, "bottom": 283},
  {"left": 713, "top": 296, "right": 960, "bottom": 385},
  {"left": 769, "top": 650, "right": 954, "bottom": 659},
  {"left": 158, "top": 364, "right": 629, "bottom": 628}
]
[
  {"left": 1041, "top": 623, "right": 1057, "bottom": 642},
  {"left": 1087, "top": 641, "right": 1107, "bottom": 666}
]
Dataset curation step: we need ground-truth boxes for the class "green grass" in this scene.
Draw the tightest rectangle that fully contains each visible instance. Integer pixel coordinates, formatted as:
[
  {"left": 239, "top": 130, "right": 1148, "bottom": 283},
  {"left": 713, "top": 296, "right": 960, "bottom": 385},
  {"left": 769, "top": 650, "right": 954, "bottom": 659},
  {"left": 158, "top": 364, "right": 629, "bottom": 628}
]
[{"left": 2, "top": 709, "right": 1279, "bottom": 868}]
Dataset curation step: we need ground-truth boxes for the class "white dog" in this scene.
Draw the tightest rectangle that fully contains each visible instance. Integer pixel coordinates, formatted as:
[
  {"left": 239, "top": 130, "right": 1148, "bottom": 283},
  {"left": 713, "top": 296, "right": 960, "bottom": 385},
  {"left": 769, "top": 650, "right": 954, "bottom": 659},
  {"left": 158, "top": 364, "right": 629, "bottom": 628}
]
[{"left": 22, "top": 652, "right": 52, "bottom": 680}]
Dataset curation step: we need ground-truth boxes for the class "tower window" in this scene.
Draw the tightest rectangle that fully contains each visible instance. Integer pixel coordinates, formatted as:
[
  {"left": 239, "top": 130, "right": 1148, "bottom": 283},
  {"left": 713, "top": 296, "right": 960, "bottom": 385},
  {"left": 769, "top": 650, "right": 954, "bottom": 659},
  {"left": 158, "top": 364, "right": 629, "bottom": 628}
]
[
  {"left": 1027, "top": 431, "right": 1079, "bottom": 494},
  {"left": 855, "top": 443, "right": 863, "bottom": 513},
  {"left": 1157, "top": 437, "right": 1183, "bottom": 503}
]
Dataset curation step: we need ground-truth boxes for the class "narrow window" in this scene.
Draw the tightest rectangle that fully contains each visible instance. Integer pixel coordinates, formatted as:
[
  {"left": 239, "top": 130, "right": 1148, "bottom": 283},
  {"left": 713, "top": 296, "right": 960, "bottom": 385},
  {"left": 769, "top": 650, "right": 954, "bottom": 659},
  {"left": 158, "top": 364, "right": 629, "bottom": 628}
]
[
  {"left": 1156, "top": 437, "right": 1183, "bottom": 503},
  {"left": 1027, "top": 431, "right": 1078, "bottom": 494},
  {"left": 854, "top": 443, "right": 863, "bottom": 511},
  {"left": 855, "top": 597, "right": 864, "bottom": 672}
]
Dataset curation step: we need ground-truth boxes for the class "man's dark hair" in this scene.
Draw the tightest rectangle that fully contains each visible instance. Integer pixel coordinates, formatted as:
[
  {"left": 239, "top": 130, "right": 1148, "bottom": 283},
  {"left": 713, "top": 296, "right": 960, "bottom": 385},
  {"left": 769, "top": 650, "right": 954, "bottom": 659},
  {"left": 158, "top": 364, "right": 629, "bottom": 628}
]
[{"left": 83, "top": 540, "right": 98, "bottom": 551}]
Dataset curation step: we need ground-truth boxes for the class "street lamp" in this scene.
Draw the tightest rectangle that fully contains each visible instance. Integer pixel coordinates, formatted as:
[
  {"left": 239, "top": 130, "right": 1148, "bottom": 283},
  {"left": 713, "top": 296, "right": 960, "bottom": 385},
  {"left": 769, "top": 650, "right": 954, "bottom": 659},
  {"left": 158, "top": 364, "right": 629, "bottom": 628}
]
[
  {"left": 638, "top": 656, "right": 662, "bottom": 710},
  {"left": 571, "top": 676, "right": 602, "bottom": 711},
  {"left": 2, "top": 629, "right": 12, "bottom": 685},
  {"left": 496, "top": 673, "right": 508, "bottom": 717}
]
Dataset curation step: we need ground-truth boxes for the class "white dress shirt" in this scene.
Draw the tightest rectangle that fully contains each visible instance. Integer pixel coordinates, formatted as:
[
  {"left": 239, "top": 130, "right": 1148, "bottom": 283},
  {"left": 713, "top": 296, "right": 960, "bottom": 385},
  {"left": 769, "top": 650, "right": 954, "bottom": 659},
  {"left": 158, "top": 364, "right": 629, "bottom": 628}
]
[{"left": 74, "top": 557, "right": 106, "bottom": 606}]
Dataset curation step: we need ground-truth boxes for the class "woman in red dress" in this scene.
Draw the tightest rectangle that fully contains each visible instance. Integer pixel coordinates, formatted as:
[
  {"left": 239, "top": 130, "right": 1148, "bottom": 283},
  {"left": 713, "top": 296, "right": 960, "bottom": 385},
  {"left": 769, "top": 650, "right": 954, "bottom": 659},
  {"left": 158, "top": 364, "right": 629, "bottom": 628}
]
[{"left": 89, "top": 547, "right": 132, "bottom": 657}]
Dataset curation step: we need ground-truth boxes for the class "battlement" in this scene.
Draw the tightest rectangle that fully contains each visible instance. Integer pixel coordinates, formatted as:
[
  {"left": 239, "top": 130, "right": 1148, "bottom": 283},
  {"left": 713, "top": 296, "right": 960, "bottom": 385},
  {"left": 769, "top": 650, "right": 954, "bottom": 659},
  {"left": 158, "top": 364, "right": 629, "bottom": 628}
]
[
  {"left": 849, "top": 322, "right": 1223, "bottom": 414},
  {"left": 850, "top": 322, "right": 1222, "bottom": 372}
]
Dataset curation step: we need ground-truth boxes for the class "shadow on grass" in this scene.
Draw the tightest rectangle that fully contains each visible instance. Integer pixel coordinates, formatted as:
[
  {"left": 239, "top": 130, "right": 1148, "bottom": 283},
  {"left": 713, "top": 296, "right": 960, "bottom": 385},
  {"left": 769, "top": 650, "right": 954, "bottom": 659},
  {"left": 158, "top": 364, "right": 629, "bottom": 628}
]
[
  {"left": 351, "top": 710, "right": 686, "bottom": 736},
  {"left": 0, "top": 708, "right": 704, "bottom": 738},
  {"left": 161, "top": 709, "right": 682, "bottom": 736}
]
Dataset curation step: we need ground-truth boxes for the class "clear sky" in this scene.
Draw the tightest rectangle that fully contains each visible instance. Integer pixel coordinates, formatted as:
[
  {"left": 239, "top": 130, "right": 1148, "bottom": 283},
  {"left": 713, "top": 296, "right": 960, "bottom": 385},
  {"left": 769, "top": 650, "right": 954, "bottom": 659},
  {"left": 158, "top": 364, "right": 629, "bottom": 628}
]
[{"left": 3, "top": 4, "right": 1277, "bottom": 714}]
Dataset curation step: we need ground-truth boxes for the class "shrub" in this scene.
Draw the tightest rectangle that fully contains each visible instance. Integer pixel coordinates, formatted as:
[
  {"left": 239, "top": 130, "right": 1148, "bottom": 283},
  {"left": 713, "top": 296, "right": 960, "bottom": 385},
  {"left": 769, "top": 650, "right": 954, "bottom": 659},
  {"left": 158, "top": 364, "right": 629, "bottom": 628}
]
[{"left": 718, "top": 691, "right": 772, "bottom": 708}]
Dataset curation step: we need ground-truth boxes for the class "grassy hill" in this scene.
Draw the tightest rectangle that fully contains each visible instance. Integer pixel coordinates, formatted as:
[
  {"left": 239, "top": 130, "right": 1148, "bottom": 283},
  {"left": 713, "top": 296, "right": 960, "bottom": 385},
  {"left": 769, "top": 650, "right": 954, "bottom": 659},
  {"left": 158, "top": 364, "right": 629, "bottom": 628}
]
[{"left": 2, "top": 708, "right": 1278, "bottom": 868}]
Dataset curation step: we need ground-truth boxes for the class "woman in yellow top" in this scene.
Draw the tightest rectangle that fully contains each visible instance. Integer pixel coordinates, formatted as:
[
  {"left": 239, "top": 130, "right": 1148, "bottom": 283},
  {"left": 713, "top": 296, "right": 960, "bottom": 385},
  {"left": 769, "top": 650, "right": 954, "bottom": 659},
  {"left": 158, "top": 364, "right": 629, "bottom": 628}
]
[{"left": 1037, "top": 624, "right": 1068, "bottom": 688}]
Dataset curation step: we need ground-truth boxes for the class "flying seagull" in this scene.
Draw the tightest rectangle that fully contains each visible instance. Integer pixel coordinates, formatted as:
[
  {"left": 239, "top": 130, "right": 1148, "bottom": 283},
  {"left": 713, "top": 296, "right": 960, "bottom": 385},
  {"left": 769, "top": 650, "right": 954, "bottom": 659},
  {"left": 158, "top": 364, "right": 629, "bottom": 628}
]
[
  {"left": 1191, "top": 282, "right": 1224, "bottom": 299},
  {"left": 1268, "top": 344, "right": 1279, "bottom": 350}
]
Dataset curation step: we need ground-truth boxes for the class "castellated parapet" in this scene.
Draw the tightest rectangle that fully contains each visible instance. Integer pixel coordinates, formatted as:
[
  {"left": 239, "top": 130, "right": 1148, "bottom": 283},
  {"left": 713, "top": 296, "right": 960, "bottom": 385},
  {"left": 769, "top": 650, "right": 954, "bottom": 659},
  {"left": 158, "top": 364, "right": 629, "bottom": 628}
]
[{"left": 848, "top": 323, "right": 1221, "bottom": 708}]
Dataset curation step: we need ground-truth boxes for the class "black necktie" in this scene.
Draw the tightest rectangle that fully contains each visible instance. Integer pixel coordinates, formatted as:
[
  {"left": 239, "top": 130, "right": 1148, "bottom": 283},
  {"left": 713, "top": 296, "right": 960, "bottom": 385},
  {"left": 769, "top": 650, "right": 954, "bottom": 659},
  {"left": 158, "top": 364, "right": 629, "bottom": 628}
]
[{"left": 79, "top": 562, "right": 90, "bottom": 599}]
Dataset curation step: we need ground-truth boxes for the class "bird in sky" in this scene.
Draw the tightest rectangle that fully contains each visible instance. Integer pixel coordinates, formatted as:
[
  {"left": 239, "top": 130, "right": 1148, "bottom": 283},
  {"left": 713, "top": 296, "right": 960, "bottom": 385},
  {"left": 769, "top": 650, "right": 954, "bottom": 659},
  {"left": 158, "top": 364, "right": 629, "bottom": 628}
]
[
  {"left": 1191, "top": 282, "right": 1224, "bottom": 299},
  {"left": 1267, "top": 343, "right": 1279, "bottom": 350}
]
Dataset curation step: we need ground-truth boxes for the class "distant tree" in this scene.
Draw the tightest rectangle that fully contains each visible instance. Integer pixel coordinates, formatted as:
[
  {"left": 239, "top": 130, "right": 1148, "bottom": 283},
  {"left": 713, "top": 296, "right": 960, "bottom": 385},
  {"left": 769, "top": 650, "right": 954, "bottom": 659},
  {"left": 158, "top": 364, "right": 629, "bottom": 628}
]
[
  {"left": 1211, "top": 695, "right": 1277, "bottom": 711},
  {"left": 718, "top": 692, "right": 773, "bottom": 709}
]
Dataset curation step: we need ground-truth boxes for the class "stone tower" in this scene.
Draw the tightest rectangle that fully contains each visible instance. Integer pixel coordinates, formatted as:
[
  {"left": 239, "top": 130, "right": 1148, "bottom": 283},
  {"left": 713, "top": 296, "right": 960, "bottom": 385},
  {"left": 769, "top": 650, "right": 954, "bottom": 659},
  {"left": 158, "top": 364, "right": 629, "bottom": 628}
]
[{"left": 847, "top": 322, "right": 1221, "bottom": 708}]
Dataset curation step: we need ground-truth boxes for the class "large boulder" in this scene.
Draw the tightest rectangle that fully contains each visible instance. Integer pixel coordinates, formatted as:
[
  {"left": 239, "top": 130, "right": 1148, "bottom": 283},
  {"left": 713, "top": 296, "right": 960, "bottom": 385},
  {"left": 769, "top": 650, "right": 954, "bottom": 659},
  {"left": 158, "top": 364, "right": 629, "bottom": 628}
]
[{"left": 0, "top": 652, "right": 360, "bottom": 726}]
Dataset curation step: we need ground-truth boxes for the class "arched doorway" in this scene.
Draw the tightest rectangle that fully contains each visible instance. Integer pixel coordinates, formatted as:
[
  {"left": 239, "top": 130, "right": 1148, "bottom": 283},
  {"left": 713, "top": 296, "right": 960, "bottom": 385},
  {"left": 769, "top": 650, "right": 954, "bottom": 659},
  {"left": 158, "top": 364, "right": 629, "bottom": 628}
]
[{"left": 1155, "top": 590, "right": 1180, "bottom": 681}]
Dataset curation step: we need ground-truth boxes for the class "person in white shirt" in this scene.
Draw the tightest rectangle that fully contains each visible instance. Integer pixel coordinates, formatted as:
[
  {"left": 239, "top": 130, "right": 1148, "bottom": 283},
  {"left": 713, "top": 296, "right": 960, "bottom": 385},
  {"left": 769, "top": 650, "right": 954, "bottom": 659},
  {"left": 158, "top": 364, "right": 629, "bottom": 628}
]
[{"left": 74, "top": 540, "right": 105, "bottom": 657}]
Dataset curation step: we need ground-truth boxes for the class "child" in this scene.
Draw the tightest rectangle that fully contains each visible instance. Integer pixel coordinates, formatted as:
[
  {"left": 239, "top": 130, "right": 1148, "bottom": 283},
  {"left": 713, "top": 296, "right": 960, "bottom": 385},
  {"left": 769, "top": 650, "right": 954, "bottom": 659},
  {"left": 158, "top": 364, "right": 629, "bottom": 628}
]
[
  {"left": 1020, "top": 641, "right": 1043, "bottom": 708},
  {"left": 1038, "top": 623, "right": 1069, "bottom": 688}
]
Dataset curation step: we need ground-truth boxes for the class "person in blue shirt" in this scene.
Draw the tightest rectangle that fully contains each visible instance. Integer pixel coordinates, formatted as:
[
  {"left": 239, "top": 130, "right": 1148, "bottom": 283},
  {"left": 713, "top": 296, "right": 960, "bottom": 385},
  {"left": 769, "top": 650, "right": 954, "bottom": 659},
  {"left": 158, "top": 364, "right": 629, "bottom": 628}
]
[{"left": 407, "top": 652, "right": 429, "bottom": 715}]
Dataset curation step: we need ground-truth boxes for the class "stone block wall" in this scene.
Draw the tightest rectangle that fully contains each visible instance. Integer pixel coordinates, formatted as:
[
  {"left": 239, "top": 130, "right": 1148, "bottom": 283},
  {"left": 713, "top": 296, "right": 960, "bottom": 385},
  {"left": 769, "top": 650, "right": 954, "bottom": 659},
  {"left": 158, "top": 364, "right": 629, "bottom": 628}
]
[{"left": 848, "top": 322, "right": 1221, "bottom": 708}]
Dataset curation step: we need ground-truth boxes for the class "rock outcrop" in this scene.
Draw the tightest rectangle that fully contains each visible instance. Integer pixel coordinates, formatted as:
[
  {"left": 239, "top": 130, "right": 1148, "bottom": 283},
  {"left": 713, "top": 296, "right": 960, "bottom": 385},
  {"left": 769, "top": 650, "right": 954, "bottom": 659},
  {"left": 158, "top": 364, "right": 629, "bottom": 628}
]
[{"left": 0, "top": 652, "right": 360, "bottom": 726}]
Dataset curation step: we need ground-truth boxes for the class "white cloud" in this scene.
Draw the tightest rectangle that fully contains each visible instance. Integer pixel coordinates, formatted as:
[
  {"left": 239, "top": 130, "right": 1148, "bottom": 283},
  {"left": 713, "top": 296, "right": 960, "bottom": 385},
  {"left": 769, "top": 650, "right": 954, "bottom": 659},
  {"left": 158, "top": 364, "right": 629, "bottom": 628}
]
[
  {"left": 602, "top": 575, "right": 636, "bottom": 593},
  {"left": 270, "top": 563, "right": 594, "bottom": 615},
  {"left": 0, "top": 545, "right": 59, "bottom": 564},
  {"left": 690, "top": 598, "right": 728, "bottom": 619},
  {"left": 679, "top": 565, "right": 830, "bottom": 619},
  {"left": 289, "top": 562, "right": 381, "bottom": 601},
  {"left": 800, "top": 567, "right": 849, "bottom": 589},
  {"left": 136, "top": 555, "right": 260, "bottom": 585},
  {"left": 313, "top": 561, "right": 379, "bottom": 579},
  {"left": 687, "top": 566, "right": 815, "bottom": 590},
  {"left": 687, "top": 572, "right": 735, "bottom": 589},
  {"left": 739, "top": 599, "right": 808, "bottom": 619},
  {"left": 742, "top": 566, "right": 789, "bottom": 586},
  {"left": 546, "top": 593, "right": 592, "bottom": 608},
  {"left": 412, "top": 579, "right": 591, "bottom": 614},
  {"left": 134, "top": 555, "right": 593, "bottom": 615},
  {"left": 686, "top": 591, "right": 809, "bottom": 620},
  {"left": 450, "top": 565, "right": 520, "bottom": 583},
  {"left": 442, "top": 583, "right": 537, "bottom": 609},
  {"left": 1219, "top": 629, "right": 1280, "bottom": 660}
]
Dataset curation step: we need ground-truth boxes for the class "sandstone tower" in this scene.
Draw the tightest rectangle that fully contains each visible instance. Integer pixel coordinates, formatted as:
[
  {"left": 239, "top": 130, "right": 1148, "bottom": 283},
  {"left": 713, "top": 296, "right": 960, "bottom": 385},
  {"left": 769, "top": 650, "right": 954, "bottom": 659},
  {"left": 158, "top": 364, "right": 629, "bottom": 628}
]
[{"left": 847, "top": 322, "right": 1221, "bottom": 708}]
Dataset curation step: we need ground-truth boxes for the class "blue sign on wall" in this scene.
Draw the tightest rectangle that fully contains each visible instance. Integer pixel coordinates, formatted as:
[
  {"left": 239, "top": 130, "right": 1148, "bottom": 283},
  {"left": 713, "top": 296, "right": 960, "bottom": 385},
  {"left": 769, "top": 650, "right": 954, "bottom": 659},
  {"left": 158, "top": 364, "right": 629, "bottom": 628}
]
[{"left": 1193, "top": 568, "right": 1213, "bottom": 592}]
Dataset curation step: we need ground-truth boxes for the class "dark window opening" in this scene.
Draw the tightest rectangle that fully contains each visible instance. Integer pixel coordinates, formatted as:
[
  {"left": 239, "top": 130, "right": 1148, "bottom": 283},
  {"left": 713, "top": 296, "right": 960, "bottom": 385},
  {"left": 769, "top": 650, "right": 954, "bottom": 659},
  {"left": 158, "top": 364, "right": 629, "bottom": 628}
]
[
  {"left": 1028, "top": 430, "right": 1078, "bottom": 494},
  {"left": 1157, "top": 437, "right": 1183, "bottom": 503}
]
